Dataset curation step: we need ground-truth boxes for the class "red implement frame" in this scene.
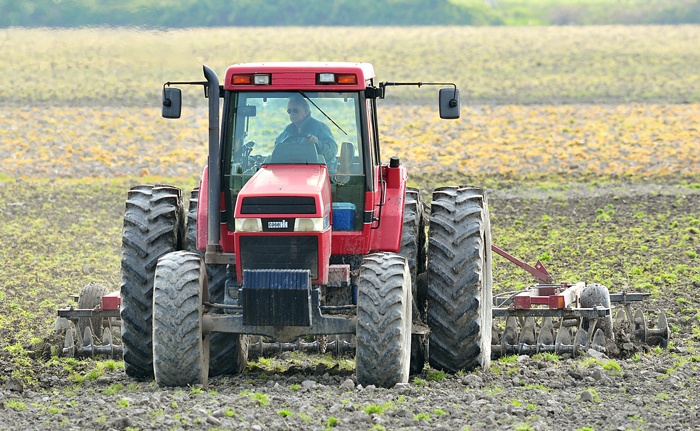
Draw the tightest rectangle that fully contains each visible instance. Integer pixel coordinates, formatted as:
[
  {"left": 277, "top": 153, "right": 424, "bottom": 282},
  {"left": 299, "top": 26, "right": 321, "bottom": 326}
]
[
  {"left": 492, "top": 245, "right": 553, "bottom": 284},
  {"left": 512, "top": 282, "right": 584, "bottom": 310}
]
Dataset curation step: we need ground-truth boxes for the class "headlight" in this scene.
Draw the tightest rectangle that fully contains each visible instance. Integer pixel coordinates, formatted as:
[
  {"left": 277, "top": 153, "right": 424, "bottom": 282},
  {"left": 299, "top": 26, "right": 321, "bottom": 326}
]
[
  {"left": 235, "top": 218, "right": 262, "bottom": 232},
  {"left": 294, "top": 215, "right": 329, "bottom": 232}
]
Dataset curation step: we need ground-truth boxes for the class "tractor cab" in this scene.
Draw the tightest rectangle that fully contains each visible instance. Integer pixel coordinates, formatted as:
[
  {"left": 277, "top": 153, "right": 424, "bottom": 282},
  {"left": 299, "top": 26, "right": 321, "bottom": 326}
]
[
  {"left": 190, "top": 63, "right": 415, "bottom": 286},
  {"left": 162, "top": 62, "right": 461, "bottom": 287},
  {"left": 223, "top": 90, "right": 366, "bottom": 234}
]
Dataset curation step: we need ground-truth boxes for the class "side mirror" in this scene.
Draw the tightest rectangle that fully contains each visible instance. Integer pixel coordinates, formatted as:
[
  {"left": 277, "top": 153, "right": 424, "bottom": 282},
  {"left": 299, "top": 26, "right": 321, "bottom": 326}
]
[
  {"left": 439, "top": 88, "right": 460, "bottom": 119},
  {"left": 162, "top": 87, "right": 182, "bottom": 119}
]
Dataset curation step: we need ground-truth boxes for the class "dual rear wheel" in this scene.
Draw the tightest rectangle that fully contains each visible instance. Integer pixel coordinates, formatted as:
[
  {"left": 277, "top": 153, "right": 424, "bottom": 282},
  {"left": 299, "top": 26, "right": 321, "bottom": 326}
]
[
  {"left": 120, "top": 185, "right": 246, "bottom": 383},
  {"left": 426, "top": 186, "right": 493, "bottom": 373}
]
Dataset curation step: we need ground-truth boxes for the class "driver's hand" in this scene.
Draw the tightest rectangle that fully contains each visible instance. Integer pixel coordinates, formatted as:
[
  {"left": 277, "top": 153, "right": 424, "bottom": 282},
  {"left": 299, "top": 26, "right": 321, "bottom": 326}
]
[{"left": 303, "top": 134, "right": 319, "bottom": 145}]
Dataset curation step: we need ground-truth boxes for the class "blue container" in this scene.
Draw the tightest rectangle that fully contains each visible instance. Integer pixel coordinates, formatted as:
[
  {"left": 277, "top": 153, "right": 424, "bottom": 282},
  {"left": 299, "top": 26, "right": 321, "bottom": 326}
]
[{"left": 332, "top": 202, "right": 356, "bottom": 231}]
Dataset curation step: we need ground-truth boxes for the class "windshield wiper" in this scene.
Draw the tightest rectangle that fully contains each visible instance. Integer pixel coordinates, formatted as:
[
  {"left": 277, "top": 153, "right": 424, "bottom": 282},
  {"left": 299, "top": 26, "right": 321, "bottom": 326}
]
[{"left": 298, "top": 91, "right": 348, "bottom": 136}]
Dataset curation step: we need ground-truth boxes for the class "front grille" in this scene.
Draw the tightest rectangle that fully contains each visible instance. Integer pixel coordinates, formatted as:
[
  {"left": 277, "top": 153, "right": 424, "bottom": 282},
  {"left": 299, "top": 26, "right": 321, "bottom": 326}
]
[
  {"left": 241, "top": 196, "right": 316, "bottom": 215},
  {"left": 240, "top": 235, "right": 318, "bottom": 278}
]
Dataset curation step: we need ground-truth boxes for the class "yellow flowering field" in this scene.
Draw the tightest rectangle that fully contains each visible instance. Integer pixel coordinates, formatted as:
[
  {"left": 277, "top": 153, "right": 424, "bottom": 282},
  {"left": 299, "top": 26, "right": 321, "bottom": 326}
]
[
  {"left": 1, "top": 103, "right": 697, "bottom": 184},
  {"left": 380, "top": 103, "right": 700, "bottom": 181}
]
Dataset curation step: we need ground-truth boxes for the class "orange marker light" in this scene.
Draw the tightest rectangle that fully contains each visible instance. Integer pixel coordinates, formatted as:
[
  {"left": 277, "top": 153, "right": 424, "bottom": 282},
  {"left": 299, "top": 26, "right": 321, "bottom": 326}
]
[
  {"left": 337, "top": 74, "right": 357, "bottom": 85},
  {"left": 232, "top": 75, "right": 252, "bottom": 85},
  {"left": 553, "top": 296, "right": 565, "bottom": 309}
]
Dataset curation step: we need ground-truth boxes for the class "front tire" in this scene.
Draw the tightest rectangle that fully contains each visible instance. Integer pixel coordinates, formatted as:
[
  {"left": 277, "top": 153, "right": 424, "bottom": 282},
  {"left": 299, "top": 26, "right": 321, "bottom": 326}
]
[
  {"left": 356, "top": 253, "right": 412, "bottom": 388},
  {"left": 120, "top": 185, "right": 184, "bottom": 379},
  {"left": 153, "top": 251, "right": 209, "bottom": 387},
  {"left": 427, "top": 186, "right": 493, "bottom": 373}
]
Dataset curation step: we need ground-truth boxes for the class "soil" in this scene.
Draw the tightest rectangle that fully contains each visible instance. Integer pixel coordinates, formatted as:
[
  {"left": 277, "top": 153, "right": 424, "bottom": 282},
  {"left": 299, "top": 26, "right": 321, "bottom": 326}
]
[
  {"left": 1, "top": 109, "right": 700, "bottom": 430},
  {"left": 1, "top": 180, "right": 698, "bottom": 431}
]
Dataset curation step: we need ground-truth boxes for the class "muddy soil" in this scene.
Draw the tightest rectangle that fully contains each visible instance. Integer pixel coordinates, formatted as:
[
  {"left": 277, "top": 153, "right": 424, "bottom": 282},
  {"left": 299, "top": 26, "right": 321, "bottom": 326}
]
[{"left": 1, "top": 180, "right": 698, "bottom": 430}]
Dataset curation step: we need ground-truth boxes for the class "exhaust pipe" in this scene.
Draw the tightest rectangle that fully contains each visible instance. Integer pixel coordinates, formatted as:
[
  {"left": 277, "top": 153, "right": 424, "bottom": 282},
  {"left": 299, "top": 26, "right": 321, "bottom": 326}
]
[{"left": 203, "top": 65, "right": 221, "bottom": 252}]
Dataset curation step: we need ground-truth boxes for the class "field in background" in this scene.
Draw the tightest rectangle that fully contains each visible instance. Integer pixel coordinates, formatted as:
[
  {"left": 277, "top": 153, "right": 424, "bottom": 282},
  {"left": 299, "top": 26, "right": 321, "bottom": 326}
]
[
  {"left": 454, "top": 0, "right": 700, "bottom": 25},
  {"left": 1, "top": 26, "right": 699, "bottom": 106},
  {"left": 1, "top": 104, "right": 698, "bottom": 188},
  {"left": 0, "top": 26, "right": 699, "bottom": 386}
]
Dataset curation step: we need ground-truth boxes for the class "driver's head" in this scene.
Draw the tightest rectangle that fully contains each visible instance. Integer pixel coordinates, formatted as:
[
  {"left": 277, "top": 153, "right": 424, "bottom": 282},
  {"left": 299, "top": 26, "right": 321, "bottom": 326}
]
[{"left": 287, "top": 96, "right": 310, "bottom": 126}]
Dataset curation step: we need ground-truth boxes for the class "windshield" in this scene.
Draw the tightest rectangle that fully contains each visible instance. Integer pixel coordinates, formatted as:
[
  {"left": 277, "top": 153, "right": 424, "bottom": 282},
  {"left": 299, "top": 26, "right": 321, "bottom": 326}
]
[
  {"left": 226, "top": 91, "right": 363, "bottom": 178},
  {"left": 223, "top": 91, "right": 367, "bottom": 231}
]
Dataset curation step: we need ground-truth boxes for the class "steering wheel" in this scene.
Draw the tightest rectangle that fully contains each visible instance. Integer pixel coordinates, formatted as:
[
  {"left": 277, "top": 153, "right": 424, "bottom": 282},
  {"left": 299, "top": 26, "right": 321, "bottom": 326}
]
[{"left": 279, "top": 135, "right": 306, "bottom": 146}]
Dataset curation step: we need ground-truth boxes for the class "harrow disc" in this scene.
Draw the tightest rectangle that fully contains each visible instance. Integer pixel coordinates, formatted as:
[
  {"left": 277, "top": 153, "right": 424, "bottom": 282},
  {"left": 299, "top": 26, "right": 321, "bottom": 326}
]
[
  {"left": 634, "top": 309, "right": 669, "bottom": 347},
  {"left": 536, "top": 317, "right": 555, "bottom": 351},
  {"left": 492, "top": 316, "right": 611, "bottom": 358}
]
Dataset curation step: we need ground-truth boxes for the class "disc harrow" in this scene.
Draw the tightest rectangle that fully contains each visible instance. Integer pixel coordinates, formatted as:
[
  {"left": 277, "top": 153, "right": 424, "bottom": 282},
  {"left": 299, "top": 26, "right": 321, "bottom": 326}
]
[
  {"left": 56, "top": 286, "right": 123, "bottom": 359},
  {"left": 56, "top": 247, "right": 668, "bottom": 364},
  {"left": 247, "top": 336, "right": 355, "bottom": 358},
  {"left": 489, "top": 245, "right": 669, "bottom": 358}
]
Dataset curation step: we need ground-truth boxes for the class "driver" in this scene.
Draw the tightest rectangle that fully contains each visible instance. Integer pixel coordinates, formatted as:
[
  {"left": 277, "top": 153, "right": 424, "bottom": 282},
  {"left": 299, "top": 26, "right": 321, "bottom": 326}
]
[{"left": 275, "top": 95, "right": 338, "bottom": 175}]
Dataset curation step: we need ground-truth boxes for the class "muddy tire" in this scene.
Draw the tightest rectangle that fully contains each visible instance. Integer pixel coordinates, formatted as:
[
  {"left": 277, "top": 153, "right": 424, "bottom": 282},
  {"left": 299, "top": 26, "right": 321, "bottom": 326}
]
[
  {"left": 185, "top": 188, "right": 200, "bottom": 252},
  {"left": 77, "top": 282, "right": 108, "bottom": 340},
  {"left": 427, "top": 186, "right": 493, "bottom": 373},
  {"left": 400, "top": 189, "right": 430, "bottom": 374},
  {"left": 356, "top": 253, "right": 412, "bottom": 388},
  {"left": 400, "top": 188, "right": 422, "bottom": 293},
  {"left": 153, "top": 251, "right": 209, "bottom": 387},
  {"left": 186, "top": 188, "right": 248, "bottom": 376},
  {"left": 120, "top": 185, "right": 184, "bottom": 379}
]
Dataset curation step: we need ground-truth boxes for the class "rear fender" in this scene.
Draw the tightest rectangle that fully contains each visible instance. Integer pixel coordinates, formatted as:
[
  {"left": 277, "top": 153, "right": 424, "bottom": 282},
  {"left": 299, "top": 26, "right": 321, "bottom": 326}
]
[{"left": 369, "top": 163, "right": 406, "bottom": 252}]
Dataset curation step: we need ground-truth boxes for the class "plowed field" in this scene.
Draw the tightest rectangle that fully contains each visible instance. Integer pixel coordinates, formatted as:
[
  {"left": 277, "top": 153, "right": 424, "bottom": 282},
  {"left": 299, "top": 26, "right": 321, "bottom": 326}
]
[{"left": 0, "top": 26, "right": 699, "bottom": 431}]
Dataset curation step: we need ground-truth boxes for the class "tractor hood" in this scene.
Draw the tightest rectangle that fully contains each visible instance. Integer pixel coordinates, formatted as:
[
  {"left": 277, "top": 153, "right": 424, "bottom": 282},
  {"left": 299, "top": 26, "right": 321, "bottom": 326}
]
[{"left": 234, "top": 164, "right": 332, "bottom": 220}]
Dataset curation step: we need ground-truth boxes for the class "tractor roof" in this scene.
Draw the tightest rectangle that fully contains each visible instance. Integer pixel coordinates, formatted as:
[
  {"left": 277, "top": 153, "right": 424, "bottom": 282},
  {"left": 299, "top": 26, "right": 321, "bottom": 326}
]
[{"left": 224, "top": 62, "right": 376, "bottom": 91}]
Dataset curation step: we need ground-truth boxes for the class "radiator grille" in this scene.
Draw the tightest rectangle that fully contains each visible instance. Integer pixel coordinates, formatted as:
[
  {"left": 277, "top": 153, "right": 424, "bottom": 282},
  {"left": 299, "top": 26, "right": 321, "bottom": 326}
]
[
  {"left": 239, "top": 235, "right": 318, "bottom": 278},
  {"left": 241, "top": 196, "right": 316, "bottom": 214}
]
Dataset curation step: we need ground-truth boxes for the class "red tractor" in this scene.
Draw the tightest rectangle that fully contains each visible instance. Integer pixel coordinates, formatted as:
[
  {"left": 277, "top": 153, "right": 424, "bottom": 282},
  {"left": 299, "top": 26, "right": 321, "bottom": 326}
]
[
  {"left": 116, "top": 62, "right": 493, "bottom": 388},
  {"left": 58, "top": 62, "right": 667, "bottom": 387}
]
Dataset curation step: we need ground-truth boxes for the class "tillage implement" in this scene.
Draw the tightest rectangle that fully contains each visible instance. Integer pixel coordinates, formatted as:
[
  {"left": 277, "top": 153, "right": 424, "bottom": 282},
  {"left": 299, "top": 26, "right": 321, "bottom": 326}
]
[{"left": 57, "top": 62, "right": 667, "bottom": 388}]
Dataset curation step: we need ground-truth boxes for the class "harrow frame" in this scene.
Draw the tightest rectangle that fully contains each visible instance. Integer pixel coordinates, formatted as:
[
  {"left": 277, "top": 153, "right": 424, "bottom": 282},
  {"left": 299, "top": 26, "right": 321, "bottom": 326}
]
[{"left": 56, "top": 244, "right": 667, "bottom": 361}]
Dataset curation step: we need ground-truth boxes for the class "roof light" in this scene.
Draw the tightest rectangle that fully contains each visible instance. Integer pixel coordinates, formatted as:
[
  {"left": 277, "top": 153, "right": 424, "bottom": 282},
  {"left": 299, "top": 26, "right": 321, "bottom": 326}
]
[
  {"left": 253, "top": 74, "right": 271, "bottom": 85},
  {"left": 337, "top": 74, "right": 357, "bottom": 85},
  {"left": 318, "top": 73, "right": 335, "bottom": 83},
  {"left": 232, "top": 75, "right": 252, "bottom": 85}
]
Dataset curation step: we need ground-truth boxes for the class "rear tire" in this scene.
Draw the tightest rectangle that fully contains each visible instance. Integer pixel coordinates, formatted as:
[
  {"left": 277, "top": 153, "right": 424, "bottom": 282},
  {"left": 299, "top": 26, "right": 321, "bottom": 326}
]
[
  {"left": 185, "top": 188, "right": 200, "bottom": 252},
  {"left": 400, "top": 188, "right": 422, "bottom": 294},
  {"left": 207, "top": 265, "right": 248, "bottom": 376},
  {"left": 356, "top": 253, "right": 412, "bottom": 388},
  {"left": 120, "top": 185, "right": 184, "bottom": 379},
  {"left": 427, "top": 186, "right": 492, "bottom": 373},
  {"left": 400, "top": 188, "right": 429, "bottom": 374},
  {"left": 153, "top": 251, "right": 209, "bottom": 387},
  {"left": 186, "top": 188, "right": 248, "bottom": 376}
]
